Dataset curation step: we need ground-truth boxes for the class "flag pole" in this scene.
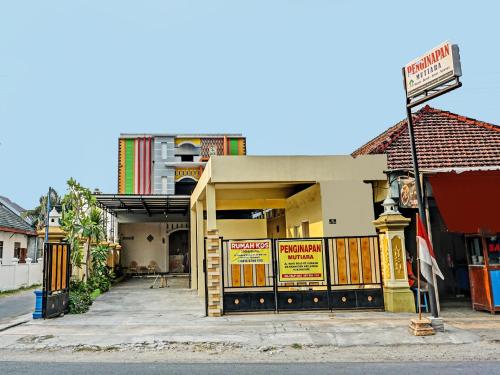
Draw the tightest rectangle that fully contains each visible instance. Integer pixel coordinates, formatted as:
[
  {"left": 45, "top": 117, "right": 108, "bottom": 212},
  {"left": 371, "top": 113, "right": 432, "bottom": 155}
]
[{"left": 416, "top": 214, "right": 422, "bottom": 321}]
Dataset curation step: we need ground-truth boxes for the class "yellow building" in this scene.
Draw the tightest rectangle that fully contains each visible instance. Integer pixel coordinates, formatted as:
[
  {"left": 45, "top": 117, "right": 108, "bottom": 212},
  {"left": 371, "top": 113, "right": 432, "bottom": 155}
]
[{"left": 189, "top": 155, "right": 410, "bottom": 316}]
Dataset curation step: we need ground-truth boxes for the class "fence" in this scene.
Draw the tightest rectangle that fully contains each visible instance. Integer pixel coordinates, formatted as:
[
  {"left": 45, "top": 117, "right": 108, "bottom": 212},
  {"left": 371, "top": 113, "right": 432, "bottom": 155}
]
[
  {"left": 0, "top": 259, "right": 43, "bottom": 292},
  {"left": 219, "top": 236, "right": 383, "bottom": 313}
]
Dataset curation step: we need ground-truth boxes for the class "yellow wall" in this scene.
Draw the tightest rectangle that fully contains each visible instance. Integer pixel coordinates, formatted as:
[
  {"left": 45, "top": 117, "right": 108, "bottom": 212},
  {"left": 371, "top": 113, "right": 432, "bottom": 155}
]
[
  {"left": 320, "top": 180, "right": 377, "bottom": 237},
  {"left": 267, "top": 214, "right": 287, "bottom": 238},
  {"left": 285, "top": 184, "right": 323, "bottom": 238},
  {"left": 205, "top": 219, "right": 267, "bottom": 240}
]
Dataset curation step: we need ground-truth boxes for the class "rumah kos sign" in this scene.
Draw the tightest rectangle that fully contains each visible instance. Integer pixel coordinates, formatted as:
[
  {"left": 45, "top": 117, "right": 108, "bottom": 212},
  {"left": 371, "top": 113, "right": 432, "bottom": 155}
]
[
  {"left": 229, "top": 240, "right": 271, "bottom": 264},
  {"left": 404, "top": 41, "right": 462, "bottom": 99}
]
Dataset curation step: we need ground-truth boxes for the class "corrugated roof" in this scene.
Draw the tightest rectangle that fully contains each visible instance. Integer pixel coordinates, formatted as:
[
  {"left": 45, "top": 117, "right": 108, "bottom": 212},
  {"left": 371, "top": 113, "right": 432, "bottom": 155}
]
[
  {"left": 352, "top": 106, "right": 500, "bottom": 170},
  {"left": 0, "top": 202, "right": 36, "bottom": 234}
]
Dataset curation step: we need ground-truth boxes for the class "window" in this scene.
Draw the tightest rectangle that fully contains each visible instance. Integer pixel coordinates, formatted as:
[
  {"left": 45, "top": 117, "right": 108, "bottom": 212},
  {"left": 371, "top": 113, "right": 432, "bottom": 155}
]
[
  {"left": 161, "top": 142, "right": 168, "bottom": 159},
  {"left": 181, "top": 155, "right": 194, "bottom": 162},
  {"left": 0, "top": 241, "right": 3, "bottom": 260},
  {"left": 161, "top": 176, "right": 169, "bottom": 194},
  {"left": 14, "top": 242, "right": 21, "bottom": 259}
]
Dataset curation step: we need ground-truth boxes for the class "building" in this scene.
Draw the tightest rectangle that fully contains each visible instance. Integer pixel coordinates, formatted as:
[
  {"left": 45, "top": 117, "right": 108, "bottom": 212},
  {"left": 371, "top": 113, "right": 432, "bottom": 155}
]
[
  {"left": 352, "top": 105, "right": 500, "bottom": 312},
  {"left": 117, "top": 134, "right": 246, "bottom": 195},
  {"left": 0, "top": 197, "right": 37, "bottom": 264},
  {"left": 0, "top": 197, "right": 41, "bottom": 291},
  {"left": 189, "top": 155, "right": 390, "bottom": 315},
  {"left": 96, "top": 133, "right": 247, "bottom": 275}
]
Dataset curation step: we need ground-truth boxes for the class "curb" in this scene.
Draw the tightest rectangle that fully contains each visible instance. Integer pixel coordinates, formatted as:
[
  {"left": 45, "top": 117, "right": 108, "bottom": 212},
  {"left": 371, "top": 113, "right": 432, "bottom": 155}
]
[{"left": 0, "top": 313, "right": 32, "bottom": 333}]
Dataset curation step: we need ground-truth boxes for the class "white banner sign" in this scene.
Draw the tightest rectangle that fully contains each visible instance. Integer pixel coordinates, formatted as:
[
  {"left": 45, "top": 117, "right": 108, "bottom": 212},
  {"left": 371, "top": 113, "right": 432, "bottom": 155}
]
[{"left": 404, "top": 41, "right": 461, "bottom": 99}]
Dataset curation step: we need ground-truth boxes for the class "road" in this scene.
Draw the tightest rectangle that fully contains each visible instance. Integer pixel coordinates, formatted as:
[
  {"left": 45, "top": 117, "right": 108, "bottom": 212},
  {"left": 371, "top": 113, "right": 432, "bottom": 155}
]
[
  {"left": 1, "top": 362, "right": 500, "bottom": 375},
  {"left": 0, "top": 290, "right": 34, "bottom": 324}
]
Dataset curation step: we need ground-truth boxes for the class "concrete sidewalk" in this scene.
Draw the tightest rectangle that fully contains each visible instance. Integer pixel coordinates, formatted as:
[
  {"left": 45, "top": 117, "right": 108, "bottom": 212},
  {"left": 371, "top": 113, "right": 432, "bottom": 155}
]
[{"left": 0, "top": 278, "right": 499, "bottom": 353}]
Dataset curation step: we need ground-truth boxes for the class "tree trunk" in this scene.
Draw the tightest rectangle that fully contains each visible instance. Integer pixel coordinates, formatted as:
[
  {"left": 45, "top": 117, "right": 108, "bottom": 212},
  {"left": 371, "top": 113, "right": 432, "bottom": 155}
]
[{"left": 85, "top": 237, "right": 91, "bottom": 281}]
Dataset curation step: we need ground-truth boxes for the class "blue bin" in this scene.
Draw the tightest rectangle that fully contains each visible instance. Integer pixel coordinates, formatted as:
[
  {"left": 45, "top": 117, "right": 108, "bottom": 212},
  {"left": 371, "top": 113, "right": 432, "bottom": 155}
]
[{"left": 33, "top": 290, "right": 43, "bottom": 319}]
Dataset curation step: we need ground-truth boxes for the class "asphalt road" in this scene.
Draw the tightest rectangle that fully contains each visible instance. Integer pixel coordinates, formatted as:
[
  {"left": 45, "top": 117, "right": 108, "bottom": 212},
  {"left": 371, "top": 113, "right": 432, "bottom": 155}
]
[
  {"left": 1, "top": 362, "right": 500, "bottom": 375},
  {"left": 0, "top": 290, "right": 34, "bottom": 324}
]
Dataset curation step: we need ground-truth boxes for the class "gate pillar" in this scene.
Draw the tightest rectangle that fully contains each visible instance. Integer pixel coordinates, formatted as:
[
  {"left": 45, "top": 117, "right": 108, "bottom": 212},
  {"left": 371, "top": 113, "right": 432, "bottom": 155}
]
[
  {"left": 373, "top": 197, "right": 415, "bottom": 313},
  {"left": 206, "top": 229, "right": 222, "bottom": 317}
]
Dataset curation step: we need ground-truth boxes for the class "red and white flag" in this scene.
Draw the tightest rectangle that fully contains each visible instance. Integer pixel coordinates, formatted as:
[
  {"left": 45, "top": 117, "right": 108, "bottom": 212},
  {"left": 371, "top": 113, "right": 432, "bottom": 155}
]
[{"left": 416, "top": 214, "right": 444, "bottom": 285}]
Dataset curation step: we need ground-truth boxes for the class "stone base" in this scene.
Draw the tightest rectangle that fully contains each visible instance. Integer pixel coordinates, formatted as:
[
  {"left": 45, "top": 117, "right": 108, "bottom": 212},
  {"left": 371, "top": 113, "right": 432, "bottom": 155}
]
[
  {"left": 430, "top": 316, "right": 445, "bottom": 332},
  {"left": 384, "top": 287, "right": 415, "bottom": 313},
  {"left": 409, "top": 318, "right": 435, "bottom": 336}
]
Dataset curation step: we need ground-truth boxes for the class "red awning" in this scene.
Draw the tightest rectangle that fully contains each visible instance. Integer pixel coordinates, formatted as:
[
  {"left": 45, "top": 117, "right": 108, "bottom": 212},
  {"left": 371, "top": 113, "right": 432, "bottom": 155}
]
[{"left": 428, "top": 170, "right": 500, "bottom": 234}]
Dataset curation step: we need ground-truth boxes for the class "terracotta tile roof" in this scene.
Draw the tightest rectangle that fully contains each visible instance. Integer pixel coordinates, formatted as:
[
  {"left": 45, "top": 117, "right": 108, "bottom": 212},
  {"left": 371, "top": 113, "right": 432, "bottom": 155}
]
[{"left": 352, "top": 105, "right": 500, "bottom": 170}]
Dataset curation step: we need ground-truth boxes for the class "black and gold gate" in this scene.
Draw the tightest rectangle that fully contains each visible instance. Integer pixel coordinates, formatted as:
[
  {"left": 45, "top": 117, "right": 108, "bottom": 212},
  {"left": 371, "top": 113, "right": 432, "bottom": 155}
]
[
  {"left": 220, "top": 236, "right": 383, "bottom": 313},
  {"left": 42, "top": 242, "right": 71, "bottom": 318}
]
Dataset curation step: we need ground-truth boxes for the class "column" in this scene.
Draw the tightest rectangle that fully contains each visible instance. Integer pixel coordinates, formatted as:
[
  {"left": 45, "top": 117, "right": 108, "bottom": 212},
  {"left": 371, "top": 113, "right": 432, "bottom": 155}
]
[
  {"left": 373, "top": 197, "right": 415, "bottom": 313},
  {"left": 206, "top": 229, "right": 222, "bottom": 317}
]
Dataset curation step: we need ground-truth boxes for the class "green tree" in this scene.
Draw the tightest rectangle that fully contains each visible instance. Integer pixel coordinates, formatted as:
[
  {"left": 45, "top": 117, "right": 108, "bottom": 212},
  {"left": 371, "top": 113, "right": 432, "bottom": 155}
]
[
  {"left": 22, "top": 189, "right": 60, "bottom": 230},
  {"left": 60, "top": 178, "right": 104, "bottom": 280}
]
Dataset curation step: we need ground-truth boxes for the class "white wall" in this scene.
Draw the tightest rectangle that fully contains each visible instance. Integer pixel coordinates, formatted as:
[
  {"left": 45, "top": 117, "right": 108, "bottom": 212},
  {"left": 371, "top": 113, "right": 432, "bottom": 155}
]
[
  {"left": 119, "top": 222, "right": 169, "bottom": 272},
  {"left": 0, "top": 260, "right": 43, "bottom": 291},
  {"left": 0, "top": 231, "right": 28, "bottom": 264}
]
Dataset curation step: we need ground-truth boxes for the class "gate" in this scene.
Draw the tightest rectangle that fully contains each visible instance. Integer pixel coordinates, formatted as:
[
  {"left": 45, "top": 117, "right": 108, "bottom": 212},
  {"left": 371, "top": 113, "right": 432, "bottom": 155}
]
[
  {"left": 220, "top": 236, "right": 383, "bottom": 313},
  {"left": 42, "top": 242, "right": 71, "bottom": 318}
]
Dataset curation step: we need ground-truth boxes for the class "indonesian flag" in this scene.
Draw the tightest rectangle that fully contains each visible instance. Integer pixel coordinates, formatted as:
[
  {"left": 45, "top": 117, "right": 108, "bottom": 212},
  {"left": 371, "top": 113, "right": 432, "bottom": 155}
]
[{"left": 416, "top": 214, "right": 444, "bottom": 285}]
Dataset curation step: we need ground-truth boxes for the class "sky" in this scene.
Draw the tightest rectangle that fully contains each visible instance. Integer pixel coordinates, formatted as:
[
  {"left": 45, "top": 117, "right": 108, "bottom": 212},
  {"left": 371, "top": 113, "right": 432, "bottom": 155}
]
[{"left": 1, "top": 1, "right": 499, "bottom": 209}]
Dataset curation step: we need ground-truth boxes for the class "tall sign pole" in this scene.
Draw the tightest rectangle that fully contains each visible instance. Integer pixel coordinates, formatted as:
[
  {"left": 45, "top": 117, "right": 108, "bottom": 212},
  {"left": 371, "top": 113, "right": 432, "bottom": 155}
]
[{"left": 402, "top": 41, "right": 462, "bottom": 320}]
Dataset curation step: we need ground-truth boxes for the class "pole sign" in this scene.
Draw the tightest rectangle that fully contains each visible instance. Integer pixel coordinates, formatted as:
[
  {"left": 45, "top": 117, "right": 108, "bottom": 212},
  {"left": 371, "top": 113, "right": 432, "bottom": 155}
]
[
  {"left": 404, "top": 41, "right": 462, "bottom": 99},
  {"left": 277, "top": 239, "right": 324, "bottom": 282},
  {"left": 229, "top": 239, "right": 271, "bottom": 265}
]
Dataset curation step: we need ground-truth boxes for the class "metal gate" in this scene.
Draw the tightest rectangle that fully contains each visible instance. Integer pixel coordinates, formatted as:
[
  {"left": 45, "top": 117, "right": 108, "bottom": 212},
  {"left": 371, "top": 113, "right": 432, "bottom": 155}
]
[
  {"left": 42, "top": 242, "right": 71, "bottom": 318},
  {"left": 220, "top": 236, "right": 383, "bottom": 313}
]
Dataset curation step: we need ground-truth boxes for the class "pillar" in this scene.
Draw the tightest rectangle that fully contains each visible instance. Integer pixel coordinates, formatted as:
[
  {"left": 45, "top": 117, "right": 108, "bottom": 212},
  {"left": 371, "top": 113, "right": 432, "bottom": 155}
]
[
  {"left": 206, "top": 229, "right": 222, "bottom": 317},
  {"left": 373, "top": 196, "right": 415, "bottom": 313},
  {"left": 196, "top": 200, "right": 205, "bottom": 297},
  {"left": 190, "top": 207, "right": 198, "bottom": 290}
]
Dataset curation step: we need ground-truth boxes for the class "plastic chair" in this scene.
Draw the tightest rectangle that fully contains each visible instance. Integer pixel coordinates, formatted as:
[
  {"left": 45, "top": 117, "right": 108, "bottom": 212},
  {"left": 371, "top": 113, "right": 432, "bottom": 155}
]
[{"left": 412, "top": 288, "right": 429, "bottom": 313}]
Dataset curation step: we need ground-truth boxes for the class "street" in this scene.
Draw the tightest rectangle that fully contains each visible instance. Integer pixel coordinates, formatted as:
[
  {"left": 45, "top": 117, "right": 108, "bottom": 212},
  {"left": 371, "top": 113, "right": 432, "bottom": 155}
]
[
  {"left": 0, "top": 290, "right": 34, "bottom": 325},
  {"left": 2, "top": 361, "right": 500, "bottom": 375}
]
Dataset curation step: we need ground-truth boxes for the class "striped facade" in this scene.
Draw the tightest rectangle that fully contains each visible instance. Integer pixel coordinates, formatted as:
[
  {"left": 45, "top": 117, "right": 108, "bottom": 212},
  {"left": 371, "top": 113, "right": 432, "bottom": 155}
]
[
  {"left": 118, "top": 137, "right": 153, "bottom": 194},
  {"left": 118, "top": 134, "right": 246, "bottom": 195}
]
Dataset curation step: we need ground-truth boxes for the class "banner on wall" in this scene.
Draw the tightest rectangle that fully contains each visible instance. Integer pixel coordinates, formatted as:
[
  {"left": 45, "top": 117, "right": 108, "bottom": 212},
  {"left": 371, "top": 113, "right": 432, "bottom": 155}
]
[
  {"left": 229, "top": 240, "right": 271, "bottom": 265},
  {"left": 398, "top": 177, "right": 418, "bottom": 208},
  {"left": 277, "top": 239, "right": 324, "bottom": 282}
]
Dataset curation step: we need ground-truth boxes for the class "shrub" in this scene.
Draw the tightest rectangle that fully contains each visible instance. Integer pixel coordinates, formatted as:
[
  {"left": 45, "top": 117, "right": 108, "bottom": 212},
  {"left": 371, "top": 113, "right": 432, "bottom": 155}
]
[{"left": 69, "top": 280, "right": 92, "bottom": 314}]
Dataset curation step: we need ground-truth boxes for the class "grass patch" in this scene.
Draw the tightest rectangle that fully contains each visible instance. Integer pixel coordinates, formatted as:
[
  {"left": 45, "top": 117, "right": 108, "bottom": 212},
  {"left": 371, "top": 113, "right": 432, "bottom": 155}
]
[
  {"left": 291, "top": 343, "right": 303, "bottom": 349},
  {"left": 0, "top": 284, "right": 41, "bottom": 298}
]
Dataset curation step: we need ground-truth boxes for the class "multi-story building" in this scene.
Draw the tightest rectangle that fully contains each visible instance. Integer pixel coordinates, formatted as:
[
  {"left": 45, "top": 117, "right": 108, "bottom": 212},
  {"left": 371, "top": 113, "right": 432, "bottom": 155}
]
[
  {"left": 96, "top": 133, "right": 246, "bottom": 276},
  {"left": 117, "top": 134, "right": 246, "bottom": 196}
]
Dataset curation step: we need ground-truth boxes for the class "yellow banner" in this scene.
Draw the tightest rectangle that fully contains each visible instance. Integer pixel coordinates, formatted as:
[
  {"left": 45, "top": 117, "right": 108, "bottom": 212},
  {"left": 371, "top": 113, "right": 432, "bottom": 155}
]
[
  {"left": 277, "top": 240, "right": 324, "bottom": 282},
  {"left": 229, "top": 240, "right": 271, "bottom": 265}
]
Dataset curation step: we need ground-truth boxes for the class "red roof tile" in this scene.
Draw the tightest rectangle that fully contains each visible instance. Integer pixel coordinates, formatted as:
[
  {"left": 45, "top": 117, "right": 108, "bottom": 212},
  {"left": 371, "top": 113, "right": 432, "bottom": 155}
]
[{"left": 352, "top": 106, "right": 500, "bottom": 170}]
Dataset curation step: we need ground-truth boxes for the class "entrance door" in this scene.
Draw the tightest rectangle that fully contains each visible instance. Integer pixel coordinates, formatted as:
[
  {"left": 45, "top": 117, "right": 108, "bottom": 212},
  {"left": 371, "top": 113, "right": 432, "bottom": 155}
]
[
  {"left": 42, "top": 243, "right": 71, "bottom": 318},
  {"left": 169, "top": 230, "right": 189, "bottom": 273}
]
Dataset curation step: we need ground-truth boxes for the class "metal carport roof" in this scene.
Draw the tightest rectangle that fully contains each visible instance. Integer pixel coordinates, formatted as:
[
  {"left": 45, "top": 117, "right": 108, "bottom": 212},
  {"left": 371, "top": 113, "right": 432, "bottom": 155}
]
[{"left": 94, "top": 194, "right": 190, "bottom": 216}]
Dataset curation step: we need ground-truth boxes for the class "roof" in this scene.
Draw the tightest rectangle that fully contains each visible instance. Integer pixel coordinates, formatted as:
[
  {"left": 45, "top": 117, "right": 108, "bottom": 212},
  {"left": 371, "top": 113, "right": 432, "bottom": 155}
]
[
  {"left": 352, "top": 106, "right": 500, "bottom": 170},
  {"left": 0, "top": 196, "right": 26, "bottom": 216},
  {"left": 119, "top": 133, "right": 244, "bottom": 139},
  {"left": 0, "top": 202, "right": 36, "bottom": 235},
  {"left": 95, "top": 194, "right": 190, "bottom": 216}
]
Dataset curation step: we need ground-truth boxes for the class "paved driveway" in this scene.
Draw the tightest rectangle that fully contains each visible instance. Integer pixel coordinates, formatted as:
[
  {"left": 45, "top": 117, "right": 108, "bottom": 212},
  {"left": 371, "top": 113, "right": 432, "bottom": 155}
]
[{"left": 0, "top": 277, "right": 499, "bottom": 356}]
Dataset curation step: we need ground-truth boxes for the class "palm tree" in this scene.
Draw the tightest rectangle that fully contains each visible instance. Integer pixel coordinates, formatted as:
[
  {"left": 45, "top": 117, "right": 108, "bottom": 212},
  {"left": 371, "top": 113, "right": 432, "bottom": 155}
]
[{"left": 22, "top": 189, "right": 60, "bottom": 230}]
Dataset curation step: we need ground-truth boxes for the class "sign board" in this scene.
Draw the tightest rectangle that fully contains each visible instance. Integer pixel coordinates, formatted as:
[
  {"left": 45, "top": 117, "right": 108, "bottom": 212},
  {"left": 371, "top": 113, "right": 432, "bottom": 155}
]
[
  {"left": 398, "top": 177, "right": 418, "bottom": 209},
  {"left": 228, "top": 239, "right": 271, "bottom": 265},
  {"left": 277, "top": 239, "right": 324, "bottom": 282},
  {"left": 404, "top": 41, "right": 462, "bottom": 99}
]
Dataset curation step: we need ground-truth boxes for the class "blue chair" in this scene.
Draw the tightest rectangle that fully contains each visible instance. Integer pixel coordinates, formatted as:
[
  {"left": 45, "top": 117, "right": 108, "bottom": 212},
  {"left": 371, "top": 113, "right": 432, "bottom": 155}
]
[{"left": 411, "top": 288, "right": 429, "bottom": 313}]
